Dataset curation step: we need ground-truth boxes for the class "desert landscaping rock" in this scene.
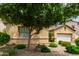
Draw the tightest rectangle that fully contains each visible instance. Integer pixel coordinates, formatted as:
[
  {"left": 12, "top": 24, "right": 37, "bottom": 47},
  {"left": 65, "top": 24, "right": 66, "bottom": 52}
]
[{"left": 15, "top": 45, "right": 79, "bottom": 56}]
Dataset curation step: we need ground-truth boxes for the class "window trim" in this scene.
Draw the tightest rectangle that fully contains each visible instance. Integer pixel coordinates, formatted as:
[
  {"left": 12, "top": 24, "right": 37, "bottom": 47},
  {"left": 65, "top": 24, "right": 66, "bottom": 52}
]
[{"left": 18, "top": 26, "right": 29, "bottom": 38}]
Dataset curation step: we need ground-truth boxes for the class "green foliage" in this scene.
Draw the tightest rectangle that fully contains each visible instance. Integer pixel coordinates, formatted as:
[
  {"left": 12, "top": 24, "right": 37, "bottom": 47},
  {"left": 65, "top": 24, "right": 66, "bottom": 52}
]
[
  {"left": 66, "top": 45, "right": 79, "bottom": 54},
  {"left": 36, "top": 44, "right": 50, "bottom": 53},
  {"left": 36, "top": 44, "right": 42, "bottom": 48},
  {"left": 0, "top": 4, "right": 64, "bottom": 32},
  {"left": 40, "top": 45, "right": 50, "bottom": 53},
  {"left": 0, "top": 32, "right": 10, "bottom": 45},
  {"left": 59, "top": 41, "right": 71, "bottom": 46},
  {"left": 0, "top": 3, "right": 79, "bottom": 47},
  {"left": 75, "top": 37, "right": 79, "bottom": 46},
  {"left": 2, "top": 47, "right": 17, "bottom": 56},
  {"left": 48, "top": 32, "right": 53, "bottom": 42},
  {"left": 8, "top": 48, "right": 17, "bottom": 56},
  {"left": 49, "top": 42, "right": 58, "bottom": 48},
  {"left": 59, "top": 41, "right": 63, "bottom": 44},
  {"left": 14, "top": 44, "right": 26, "bottom": 49},
  {"left": 0, "top": 4, "right": 75, "bottom": 33}
]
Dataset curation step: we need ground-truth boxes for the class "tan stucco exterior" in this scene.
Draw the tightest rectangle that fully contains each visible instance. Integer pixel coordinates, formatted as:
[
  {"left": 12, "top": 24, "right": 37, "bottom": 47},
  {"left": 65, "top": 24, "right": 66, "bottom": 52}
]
[
  {"left": 7, "top": 26, "right": 49, "bottom": 44},
  {"left": 6, "top": 25, "right": 48, "bottom": 38},
  {"left": 8, "top": 38, "right": 48, "bottom": 45},
  {"left": 50, "top": 26, "right": 78, "bottom": 42},
  {"left": 0, "top": 20, "right": 78, "bottom": 44}
]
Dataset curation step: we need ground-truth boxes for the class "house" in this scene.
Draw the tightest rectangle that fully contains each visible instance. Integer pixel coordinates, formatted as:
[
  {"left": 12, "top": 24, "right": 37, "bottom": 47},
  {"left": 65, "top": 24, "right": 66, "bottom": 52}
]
[
  {"left": 0, "top": 20, "right": 78, "bottom": 45},
  {"left": 49, "top": 25, "right": 78, "bottom": 42},
  {"left": 48, "top": 20, "right": 79, "bottom": 42},
  {"left": 1, "top": 21, "right": 49, "bottom": 45},
  {"left": 66, "top": 20, "right": 79, "bottom": 35}
]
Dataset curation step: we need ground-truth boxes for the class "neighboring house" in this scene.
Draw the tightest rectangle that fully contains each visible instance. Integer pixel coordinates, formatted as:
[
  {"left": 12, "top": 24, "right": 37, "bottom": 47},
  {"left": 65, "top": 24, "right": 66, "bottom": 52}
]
[{"left": 0, "top": 20, "right": 79, "bottom": 44}]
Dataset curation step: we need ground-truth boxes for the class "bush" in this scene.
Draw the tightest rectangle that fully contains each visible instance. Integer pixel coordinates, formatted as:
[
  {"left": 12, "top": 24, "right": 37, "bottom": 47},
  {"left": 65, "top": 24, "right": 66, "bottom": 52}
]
[
  {"left": 35, "top": 44, "right": 50, "bottom": 53},
  {"left": 49, "top": 42, "right": 58, "bottom": 48},
  {"left": 0, "top": 32, "right": 10, "bottom": 45},
  {"left": 40, "top": 45, "right": 50, "bottom": 53},
  {"left": 8, "top": 48, "right": 17, "bottom": 56},
  {"left": 2, "top": 47, "right": 17, "bottom": 56},
  {"left": 59, "top": 41, "right": 71, "bottom": 46},
  {"left": 66, "top": 45, "right": 79, "bottom": 54},
  {"left": 14, "top": 44, "right": 26, "bottom": 49},
  {"left": 36, "top": 44, "right": 41, "bottom": 48},
  {"left": 59, "top": 41, "right": 63, "bottom": 44},
  {"left": 75, "top": 37, "right": 79, "bottom": 46},
  {"left": 48, "top": 32, "right": 53, "bottom": 42}
]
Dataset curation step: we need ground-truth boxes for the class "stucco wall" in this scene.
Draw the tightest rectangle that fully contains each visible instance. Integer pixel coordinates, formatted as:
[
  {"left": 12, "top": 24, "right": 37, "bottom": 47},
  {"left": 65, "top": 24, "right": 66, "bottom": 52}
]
[
  {"left": 37, "top": 28, "right": 48, "bottom": 38},
  {"left": 0, "top": 20, "right": 78, "bottom": 44},
  {"left": 8, "top": 25, "right": 19, "bottom": 38},
  {"left": 52, "top": 26, "right": 78, "bottom": 42},
  {"left": 7, "top": 26, "right": 49, "bottom": 44},
  {"left": 8, "top": 38, "right": 49, "bottom": 45},
  {"left": 7, "top": 25, "right": 48, "bottom": 38},
  {"left": 0, "top": 21, "right": 6, "bottom": 32}
]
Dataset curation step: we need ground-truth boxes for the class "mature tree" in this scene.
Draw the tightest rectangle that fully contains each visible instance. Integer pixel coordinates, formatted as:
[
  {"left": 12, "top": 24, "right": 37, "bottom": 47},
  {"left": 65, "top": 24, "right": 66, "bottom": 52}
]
[
  {"left": 0, "top": 3, "right": 78, "bottom": 47},
  {"left": 45, "top": 3, "right": 79, "bottom": 25}
]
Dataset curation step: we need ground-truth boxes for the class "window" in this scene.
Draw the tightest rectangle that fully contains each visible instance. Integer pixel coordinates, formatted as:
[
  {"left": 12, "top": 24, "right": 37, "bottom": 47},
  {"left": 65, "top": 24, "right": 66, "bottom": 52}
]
[{"left": 19, "top": 27, "right": 28, "bottom": 38}]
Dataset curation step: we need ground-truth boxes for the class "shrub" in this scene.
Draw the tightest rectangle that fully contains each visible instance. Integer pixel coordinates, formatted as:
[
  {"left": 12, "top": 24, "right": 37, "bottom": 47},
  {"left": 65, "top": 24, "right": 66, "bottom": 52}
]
[
  {"left": 66, "top": 45, "right": 79, "bottom": 54},
  {"left": 62, "top": 41, "right": 71, "bottom": 46},
  {"left": 36, "top": 44, "right": 41, "bottom": 48},
  {"left": 2, "top": 47, "right": 17, "bottom": 56},
  {"left": 2, "top": 53, "right": 9, "bottom": 56},
  {"left": 0, "top": 32, "right": 10, "bottom": 45},
  {"left": 49, "top": 42, "right": 58, "bottom": 48},
  {"left": 59, "top": 41, "right": 63, "bottom": 44},
  {"left": 48, "top": 32, "right": 53, "bottom": 42},
  {"left": 59, "top": 41, "right": 71, "bottom": 46},
  {"left": 14, "top": 44, "right": 26, "bottom": 49},
  {"left": 75, "top": 37, "right": 79, "bottom": 46},
  {"left": 40, "top": 45, "right": 50, "bottom": 53},
  {"left": 8, "top": 48, "right": 17, "bottom": 56},
  {"left": 35, "top": 44, "right": 50, "bottom": 53}
]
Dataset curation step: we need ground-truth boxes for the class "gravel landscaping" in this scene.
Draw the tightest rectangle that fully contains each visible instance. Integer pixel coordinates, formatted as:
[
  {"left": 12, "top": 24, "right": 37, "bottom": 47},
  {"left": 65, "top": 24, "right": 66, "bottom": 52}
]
[
  {"left": 15, "top": 45, "right": 79, "bottom": 56},
  {"left": 0, "top": 45, "right": 79, "bottom": 56}
]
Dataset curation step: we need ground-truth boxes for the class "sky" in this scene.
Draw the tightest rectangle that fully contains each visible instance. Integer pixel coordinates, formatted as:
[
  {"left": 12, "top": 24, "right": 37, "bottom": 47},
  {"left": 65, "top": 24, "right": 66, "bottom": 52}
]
[{"left": 73, "top": 16, "right": 79, "bottom": 22}]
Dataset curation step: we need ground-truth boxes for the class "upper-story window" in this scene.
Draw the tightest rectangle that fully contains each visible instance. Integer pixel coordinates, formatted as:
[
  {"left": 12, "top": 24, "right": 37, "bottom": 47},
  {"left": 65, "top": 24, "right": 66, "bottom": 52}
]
[{"left": 19, "top": 27, "right": 28, "bottom": 38}]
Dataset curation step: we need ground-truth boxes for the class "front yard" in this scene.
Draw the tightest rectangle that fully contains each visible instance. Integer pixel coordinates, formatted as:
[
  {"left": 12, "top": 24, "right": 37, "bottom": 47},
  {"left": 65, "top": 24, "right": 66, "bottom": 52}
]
[
  {"left": 0, "top": 34, "right": 79, "bottom": 56},
  {"left": 0, "top": 44, "right": 79, "bottom": 56},
  {"left": 16, "top": 45, "right": 70, "bottom": 56},
  {"left": 15, "top": 45, "right": 79, "bottom": 56}
]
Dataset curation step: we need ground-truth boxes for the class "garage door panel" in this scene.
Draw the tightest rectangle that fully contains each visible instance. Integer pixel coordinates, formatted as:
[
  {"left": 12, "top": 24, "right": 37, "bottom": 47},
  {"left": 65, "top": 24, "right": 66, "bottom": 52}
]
[{"left": 57, "top": 34, "right": 71, "bottom": 41}]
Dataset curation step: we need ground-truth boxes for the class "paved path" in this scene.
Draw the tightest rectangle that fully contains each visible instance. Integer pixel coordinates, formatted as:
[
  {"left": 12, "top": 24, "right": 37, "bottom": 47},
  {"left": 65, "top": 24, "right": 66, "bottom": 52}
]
[{"left": 48, "top": 45, "right": 71, "bottom": 56}]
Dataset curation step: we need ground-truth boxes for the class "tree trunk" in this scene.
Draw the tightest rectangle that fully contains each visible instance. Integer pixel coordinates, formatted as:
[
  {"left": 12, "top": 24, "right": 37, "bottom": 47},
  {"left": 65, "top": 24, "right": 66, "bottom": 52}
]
[
  {"left": 27, "top": 32, "right": 31, "bottom": 48},
  {"left": 27, "top": 27, "right": 32, "bottom": 48}
]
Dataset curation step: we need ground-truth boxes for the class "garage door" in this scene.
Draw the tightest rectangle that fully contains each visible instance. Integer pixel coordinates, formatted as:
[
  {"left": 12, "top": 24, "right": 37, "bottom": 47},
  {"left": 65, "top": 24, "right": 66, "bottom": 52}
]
[{"left": 57, "top": 34, "right": 72, "bottom": 41}]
